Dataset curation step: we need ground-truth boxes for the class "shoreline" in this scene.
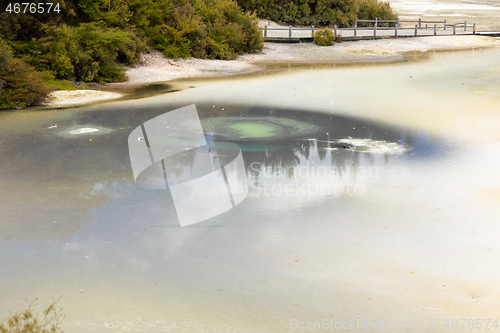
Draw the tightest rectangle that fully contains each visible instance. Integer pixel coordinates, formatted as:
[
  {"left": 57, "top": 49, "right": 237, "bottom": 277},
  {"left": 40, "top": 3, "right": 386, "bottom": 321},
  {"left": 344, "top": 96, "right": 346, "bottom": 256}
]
[
  {"left": 45, "top": 90, "right": 124, "bottom": 107},
  {"left": 45, "top": 35, "right": 499, "bottom": 107}
]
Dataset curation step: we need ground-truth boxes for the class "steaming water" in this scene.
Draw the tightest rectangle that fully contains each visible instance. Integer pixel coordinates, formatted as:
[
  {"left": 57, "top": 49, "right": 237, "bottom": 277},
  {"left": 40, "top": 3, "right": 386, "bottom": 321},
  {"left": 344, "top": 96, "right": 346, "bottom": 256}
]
[
  {"left": 1, "top": 46, "right": 499, "bottom": 332},
  {"left": 56, "top": 125, "right": 113, "bottom": 137},
  {"left": 1, "top": 12, "right": 500, "bottom": 333}
]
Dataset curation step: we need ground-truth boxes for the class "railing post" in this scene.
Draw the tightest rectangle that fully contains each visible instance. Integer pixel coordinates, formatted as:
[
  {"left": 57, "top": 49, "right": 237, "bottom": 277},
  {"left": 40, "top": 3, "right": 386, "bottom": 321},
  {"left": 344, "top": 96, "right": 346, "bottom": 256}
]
[
  {"left": 395, "top": 24, "right": 398, "bottom": 37},
  {"left": 397, "top": 17, "right": 400, "bottom": 27},
  {"left": 312, "top": 25, "right": 315, "bottom": 35},
  {"left": 418, "top": 18, "right": 421, "bottom": 28},
  {"left": 289, "top": 25, "right": 292, "bottom": 37},
  {"left": 264, "top": 25, "right": 267, "bottom": 37},
  {"left": 453, "top": 24, "right": 456, "bottom": 35},
  {"left": 473, "top": 23, "right": 476, "bottom": 34},
  {"left": 464, "top": 20, "right": 467, "bottom": 31},
  {"left": 374, "top": 17, "right": 378, "bottom": 38},
  {"left": 354, "top": 19, "right": 357, "bottom": 37},
  {"left": 434, "top": 24, "right": 437, "bottom": 36},
  {"left": 414, "top": 24, "right": 418, "bottom": 36},
  {"left": 334, "top": 25, "right": 337, "bottom": 38},
  {"left": 444, "top": 19, "right": 447, "bottom": 30}
]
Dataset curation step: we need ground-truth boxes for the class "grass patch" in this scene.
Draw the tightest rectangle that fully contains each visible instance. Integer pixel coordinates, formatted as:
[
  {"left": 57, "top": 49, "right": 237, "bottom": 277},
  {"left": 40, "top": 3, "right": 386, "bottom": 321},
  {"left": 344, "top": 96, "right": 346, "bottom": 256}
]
[{"left": 43, "top": 75, "right": 87, "bottom": 91}]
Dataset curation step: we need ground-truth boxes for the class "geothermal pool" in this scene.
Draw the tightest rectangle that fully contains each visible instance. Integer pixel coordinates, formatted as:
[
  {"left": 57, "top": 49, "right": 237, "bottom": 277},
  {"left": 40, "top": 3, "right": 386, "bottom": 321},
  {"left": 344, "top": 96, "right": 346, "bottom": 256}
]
[{"left": 1, "top": 46, "right": 500, "bottom": 331}]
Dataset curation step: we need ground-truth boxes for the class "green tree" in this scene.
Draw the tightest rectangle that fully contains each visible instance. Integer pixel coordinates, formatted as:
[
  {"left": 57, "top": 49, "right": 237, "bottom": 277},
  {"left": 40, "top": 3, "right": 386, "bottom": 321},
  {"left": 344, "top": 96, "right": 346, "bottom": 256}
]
[
  {"left": 78, "top": 0, "right": 132, "bottom": 27},
  {"left": 236, "top": 0, "right": 396, "bottom": 27}
]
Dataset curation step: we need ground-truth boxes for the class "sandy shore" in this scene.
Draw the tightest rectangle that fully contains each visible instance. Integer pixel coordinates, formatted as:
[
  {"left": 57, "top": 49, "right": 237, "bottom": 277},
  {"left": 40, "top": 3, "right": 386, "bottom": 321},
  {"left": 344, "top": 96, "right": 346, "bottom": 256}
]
[
  {"left": 45, "top": 35, "right": 499, "bottom": 106},
  {"left": 125, "top": 35, "right": 499, "bottom": 84},
  {"left": 45, "top": 89, "right": 123, "bottom": 107}
]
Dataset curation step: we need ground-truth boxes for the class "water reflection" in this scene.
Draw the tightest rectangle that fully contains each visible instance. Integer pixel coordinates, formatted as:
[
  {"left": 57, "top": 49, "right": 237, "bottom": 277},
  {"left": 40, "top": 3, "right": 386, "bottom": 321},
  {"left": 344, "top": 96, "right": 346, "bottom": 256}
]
[
  {"left": 0, "top": 104, "right": 441, "bottom": 239},
  {"left": 1, "top": 43, "right": 499, "bottom": 333}
]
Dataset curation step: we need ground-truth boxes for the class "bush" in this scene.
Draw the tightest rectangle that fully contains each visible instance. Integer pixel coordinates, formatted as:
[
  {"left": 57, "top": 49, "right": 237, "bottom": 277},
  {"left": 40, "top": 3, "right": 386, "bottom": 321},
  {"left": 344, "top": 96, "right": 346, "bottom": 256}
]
[
  {"left": 79, "top": 0, "right": 133, "bottom": 28},
  {"left": 72, "top": 23, "right": 142, "bottom": 82},
  {"left": 143, "top": 0, "right": 262, "bottom": 60},
  {"left": 51, "top": 53, "right": 74, "bottom": 78},
  {"left": 0, "top": 299, "right": 64, "bottom": 333},
  {"left": 314, "top": 28, "right": 334, "bottom": 46},
  {"left": 0, "top": 39, "right": 12, "bottom": 66},
  {"left": 0, "top": 39, "right": 52, "bottom": 109},
  {"left": 0, "top": 39, "right": 11, "bottom": 101},
  {"left": 358, "top": 0, "right": 397, "bottom": 27},
  {"left": 0, "top": 59, "right": 52, "bottom": 109},
  {"left": 37, "top": 23, "right": 144, "bottom": 82}
]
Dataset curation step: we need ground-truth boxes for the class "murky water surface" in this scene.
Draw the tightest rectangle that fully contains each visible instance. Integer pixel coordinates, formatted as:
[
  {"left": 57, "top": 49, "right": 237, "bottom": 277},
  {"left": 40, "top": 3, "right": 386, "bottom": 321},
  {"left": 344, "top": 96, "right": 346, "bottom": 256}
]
[{"left": 1, "top": 38, "right": 500, "bottom": 333}]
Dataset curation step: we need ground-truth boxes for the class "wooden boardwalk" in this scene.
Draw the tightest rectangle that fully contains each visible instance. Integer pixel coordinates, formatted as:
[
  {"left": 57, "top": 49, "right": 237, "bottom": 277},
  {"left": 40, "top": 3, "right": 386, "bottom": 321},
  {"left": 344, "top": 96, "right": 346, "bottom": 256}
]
[{"left": 263, "top": 18, "right": 486, "bottom": 42}]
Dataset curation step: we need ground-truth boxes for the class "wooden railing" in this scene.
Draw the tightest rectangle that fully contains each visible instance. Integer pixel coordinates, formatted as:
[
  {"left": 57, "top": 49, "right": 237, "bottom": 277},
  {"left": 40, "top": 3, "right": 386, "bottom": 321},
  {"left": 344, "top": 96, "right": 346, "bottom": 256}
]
[{"left": 263, "top": 18, "right": 477, "bottom": 40}]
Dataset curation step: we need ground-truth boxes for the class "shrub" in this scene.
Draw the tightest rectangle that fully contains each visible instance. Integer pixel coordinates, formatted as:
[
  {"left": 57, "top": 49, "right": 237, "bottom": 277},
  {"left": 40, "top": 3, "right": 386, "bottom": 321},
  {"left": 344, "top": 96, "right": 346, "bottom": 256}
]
[
  {"left": 357, "top": 0, "right": 397, "bottom": 27},
  {"left": 314, "top": 28, "right": 334, "bottom": 46},
  {"left": 51, "top": 53, "right": 75, "bottom": 78},
  {"left": 144, "top": 0, "right": 263, "bottom": 60},
  {"left": 0, "top": 40, "right": 52, "bottom": 109},
  {"left": 0, "top": 39, "right": 12, "bottom": 66},
  {"left": 38, "top": 23, "right": 144, "bottom": 82},
  {"left": 79, "top": 0, "right": 133, "bottom": 28},
  {"left": 73, "top": 23, "right": 142, "bottom": 82},
  {"left": 0, "top": 59, "right": 52, "bottom": 109},
  {"left": 0, "top": 39, "right": 11, "bottom": 100},
  {"left": 0, "top": 299, "right": 64, "bottom": 333}
]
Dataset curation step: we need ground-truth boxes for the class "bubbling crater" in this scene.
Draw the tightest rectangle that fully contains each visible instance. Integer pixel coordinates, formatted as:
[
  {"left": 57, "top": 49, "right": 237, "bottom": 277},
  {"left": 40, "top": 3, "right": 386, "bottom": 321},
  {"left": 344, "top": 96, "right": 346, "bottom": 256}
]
[
  {"left": 201, "top": 116, "right": 320, "bottom": 142},
  {"left": 55, "top": 125, "right": 113, "bottom": 138}
]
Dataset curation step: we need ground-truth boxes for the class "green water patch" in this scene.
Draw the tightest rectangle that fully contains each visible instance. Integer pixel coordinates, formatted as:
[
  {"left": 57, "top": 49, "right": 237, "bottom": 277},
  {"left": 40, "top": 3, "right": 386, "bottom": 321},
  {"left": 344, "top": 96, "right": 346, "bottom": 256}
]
[
  {"left": 201, "top": 116, "right": 320, "bottom": 142},
  {"left": 228, "top": 122, "right": 278, "bottom": 138}
]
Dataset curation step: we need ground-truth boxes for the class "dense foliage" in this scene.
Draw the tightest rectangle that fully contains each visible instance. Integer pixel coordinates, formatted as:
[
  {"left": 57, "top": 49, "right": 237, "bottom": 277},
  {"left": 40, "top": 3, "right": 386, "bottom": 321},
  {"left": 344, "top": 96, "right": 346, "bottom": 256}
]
[
  {"left": 0, "top": 38, "right": 51, "bottom": 109},
  {"left": 236, "top": 0, "right": 397, "bottom": 27},
  {"left": 0, "top": 0, "right": 263, "bottom": 108}
]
